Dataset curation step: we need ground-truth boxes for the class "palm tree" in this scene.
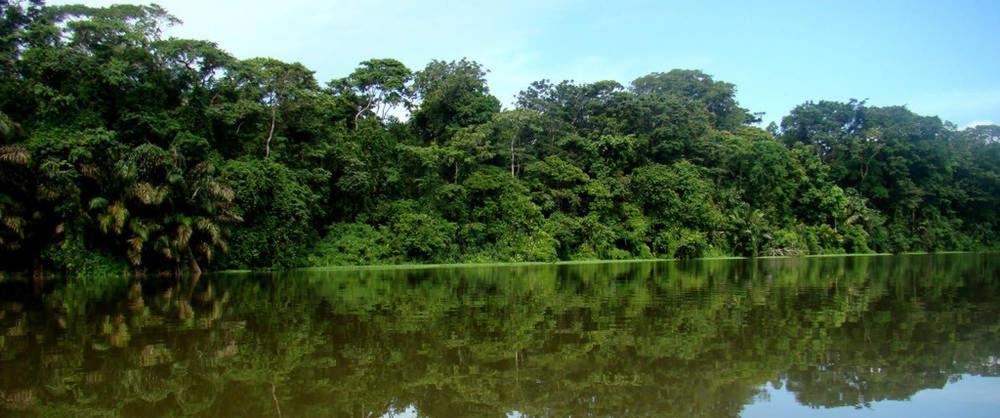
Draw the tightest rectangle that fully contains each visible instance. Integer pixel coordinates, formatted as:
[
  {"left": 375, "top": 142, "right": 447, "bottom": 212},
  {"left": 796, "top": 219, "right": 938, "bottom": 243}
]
[
  {"left": 110, "top": 144, "right": 240, "bottom": 276},
  {"left": 0, "top": 144, "right": 32, "bottom": 282},
  {"left": 174, "top": 160, "right": 240, "bottom": 276},
  {"left": 1, "top": 116, "right": 82, "bottom": 283},
  {"left": 0, "top": 115, "right": 29, "bottom": 254}
]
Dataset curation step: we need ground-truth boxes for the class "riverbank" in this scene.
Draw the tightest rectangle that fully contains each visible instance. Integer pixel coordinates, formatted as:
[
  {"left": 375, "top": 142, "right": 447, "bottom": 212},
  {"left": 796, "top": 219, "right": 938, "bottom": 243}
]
[
  {"left": 4, "top": 250, "right": 994, "bottom": 281},
  {"left": 219, "top": 250, "right": 992, "bottom": 274}
]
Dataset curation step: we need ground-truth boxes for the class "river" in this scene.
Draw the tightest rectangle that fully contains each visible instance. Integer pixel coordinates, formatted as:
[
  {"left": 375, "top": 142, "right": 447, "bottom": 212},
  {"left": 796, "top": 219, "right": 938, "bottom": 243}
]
[{"left": 1, "top": 254, "right": 998, "bottom": 417}]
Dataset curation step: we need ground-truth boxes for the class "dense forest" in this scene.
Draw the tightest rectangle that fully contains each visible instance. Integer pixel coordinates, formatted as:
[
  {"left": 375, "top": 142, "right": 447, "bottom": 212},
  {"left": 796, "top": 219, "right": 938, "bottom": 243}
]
[{"left": 1, "top": 2, "right": 997, "bottom": 277}]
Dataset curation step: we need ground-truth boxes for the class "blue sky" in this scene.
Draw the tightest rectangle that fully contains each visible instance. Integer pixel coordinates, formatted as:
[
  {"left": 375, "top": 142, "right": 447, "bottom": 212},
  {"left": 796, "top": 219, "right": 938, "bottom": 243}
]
[{"left": 52, "top": 0, "right": 1000, "bottom": 127}]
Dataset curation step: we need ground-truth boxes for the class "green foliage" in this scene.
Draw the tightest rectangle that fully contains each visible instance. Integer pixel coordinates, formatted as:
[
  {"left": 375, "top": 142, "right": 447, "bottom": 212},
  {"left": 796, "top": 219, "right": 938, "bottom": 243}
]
[
  {"left": 332, "top": 58, "right": 413, "bottom": 124},
  {"left": 632, "top": 160, "right": 722, "bottom": 231},
  {"left": 10, "top": 254, "right": 997, "bottom": 416},
  {"left": 0, "top": 2, "right": 996, "bottom": 276},
  {"left": 763, "top": 227, "right": 808, "bottom": 257},
  {"left": 222, "top": 159, "right": 322, "bottom": 268},
  {"left": 411, "top": 59, "right": 501, "bottom": 142},
  {"left": 384, "top": 211, "right": 457, "bottom": 261},
  {"left": 631, "top": 69, "right": 755, "bottom": 129},
  {"left": 42, "top": 229, "right": 129, "bottom": 279},
  {"left": 308, "top": 222, "right": 387, "bottom": 266},
  {"left": 654, "top": 228, "right": 710, "bottom": 259}
]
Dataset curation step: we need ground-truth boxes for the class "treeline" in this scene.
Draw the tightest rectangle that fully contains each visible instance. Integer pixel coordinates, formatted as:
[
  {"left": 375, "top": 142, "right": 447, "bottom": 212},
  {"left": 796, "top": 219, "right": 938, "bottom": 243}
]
[{"left": 0, "top": 2, "right": 997, "bottom": 276}]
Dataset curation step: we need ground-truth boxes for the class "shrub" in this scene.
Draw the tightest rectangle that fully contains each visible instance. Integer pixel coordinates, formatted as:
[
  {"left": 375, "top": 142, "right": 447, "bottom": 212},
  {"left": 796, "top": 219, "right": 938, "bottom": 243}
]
[{"left": 308, "top": 222, "right": 387, "bottom": 266}]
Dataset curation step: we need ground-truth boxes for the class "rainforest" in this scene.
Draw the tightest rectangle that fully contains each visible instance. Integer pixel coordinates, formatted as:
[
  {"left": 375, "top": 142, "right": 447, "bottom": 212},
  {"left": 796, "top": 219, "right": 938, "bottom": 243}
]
[{"left": 1, "top": 2, "right": 998, "bottom": 278}]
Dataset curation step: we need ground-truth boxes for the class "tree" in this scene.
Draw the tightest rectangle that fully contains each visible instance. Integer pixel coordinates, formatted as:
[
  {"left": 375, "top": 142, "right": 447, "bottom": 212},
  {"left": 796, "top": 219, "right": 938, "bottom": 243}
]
[
  {"left": 0, "top": 143, "right": 29, "bottom": 253},
  {"left": 108, "top": 141, "right": 240, "bottom": 275},
  {"left": 333, "top": 58, "right": 412, "bottom": 126},
  {"left": 222, "top": 158, "right": 322, "bottom": 268},
  {"left": 631, "top": 69, "right": 755, "bottom": 130},
  {"left": 0, "top": 1, "right": 996, "bottom": 276},
  {"left": 411, "top": 59, "right": 500, "bottom": 142},
  {"left": 221, "top": 58, "right": 319, "bottom": 159}
]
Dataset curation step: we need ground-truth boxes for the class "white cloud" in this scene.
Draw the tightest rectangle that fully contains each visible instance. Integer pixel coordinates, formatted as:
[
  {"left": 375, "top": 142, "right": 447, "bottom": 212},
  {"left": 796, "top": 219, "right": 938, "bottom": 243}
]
[{"left": 962, "top": 120, "right": 996, "bottom": 129}]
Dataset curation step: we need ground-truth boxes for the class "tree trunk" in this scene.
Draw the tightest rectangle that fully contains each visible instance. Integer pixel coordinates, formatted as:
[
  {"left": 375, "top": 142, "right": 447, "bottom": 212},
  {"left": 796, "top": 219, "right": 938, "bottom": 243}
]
[
  {"left": 510, "top": 138, "right": 516, "bottom": 177},
  {"left": 354, "top": 97, "right": 376, "bottom": 128},
  {"left": 265, "top": 105, "right": 276, "bottom": 158},
  {"left": 187, "top": 247, "right": 202, "bottom": 277},
  {"left": 271, "top": 383, "right": 283, "bottom": 418},
  {"left": 31, "top": 256, "right": 43, "bottom": 292}
]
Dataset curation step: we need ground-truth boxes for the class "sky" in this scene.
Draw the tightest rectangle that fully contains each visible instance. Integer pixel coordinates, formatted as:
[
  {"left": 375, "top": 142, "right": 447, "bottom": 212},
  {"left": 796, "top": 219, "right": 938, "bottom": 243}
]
[
  {"left": 48, "top": 0, "right": 1000, "bottom": 128},
  {"left": 740, "top": 375, "right": 1000, "bottom": 418}
]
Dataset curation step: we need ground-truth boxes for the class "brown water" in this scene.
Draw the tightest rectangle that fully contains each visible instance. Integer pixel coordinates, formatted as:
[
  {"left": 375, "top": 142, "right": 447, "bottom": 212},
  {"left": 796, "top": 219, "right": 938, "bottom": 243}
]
[{"left": 1, "top": 254, "right": 998, "bottom": 417}]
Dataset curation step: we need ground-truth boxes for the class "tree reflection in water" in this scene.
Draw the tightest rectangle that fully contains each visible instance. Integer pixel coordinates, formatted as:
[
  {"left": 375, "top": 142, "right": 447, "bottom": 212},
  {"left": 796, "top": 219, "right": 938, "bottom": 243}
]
[{"left": 0, "top": 254, "right": 998, "bottom": 417}]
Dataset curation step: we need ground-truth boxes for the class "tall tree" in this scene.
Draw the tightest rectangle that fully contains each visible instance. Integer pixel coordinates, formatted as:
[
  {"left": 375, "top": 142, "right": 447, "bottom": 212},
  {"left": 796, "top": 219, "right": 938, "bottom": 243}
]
[{"left": 332, "top": 58, "right": 412, "bottom": 126}]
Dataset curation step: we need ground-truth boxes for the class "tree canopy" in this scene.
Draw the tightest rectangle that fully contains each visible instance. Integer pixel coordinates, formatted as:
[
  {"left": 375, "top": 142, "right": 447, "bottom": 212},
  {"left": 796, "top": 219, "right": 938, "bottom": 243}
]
[{"left": 0, "top": 2, "right": 997, "bottom": 276}]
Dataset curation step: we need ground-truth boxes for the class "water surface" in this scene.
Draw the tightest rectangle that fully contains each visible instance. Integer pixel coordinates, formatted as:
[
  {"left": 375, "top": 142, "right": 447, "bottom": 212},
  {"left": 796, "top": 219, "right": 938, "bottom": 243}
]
[{"left": 1, "top": 254, "right": 998, "bottom": 417}]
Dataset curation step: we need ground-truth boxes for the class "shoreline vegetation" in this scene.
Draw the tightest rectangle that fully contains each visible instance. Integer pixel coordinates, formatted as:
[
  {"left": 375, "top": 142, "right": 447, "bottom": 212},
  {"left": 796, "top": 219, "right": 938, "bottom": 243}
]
[
  {"left": 200, "top": 250, "right": 1000, "bottom": 274},
  {"left": 2, "top": 251, "right": 989, "bottom": 280},
  {"left": 1, "top": 3, "right": 997, "bottom": 282}
]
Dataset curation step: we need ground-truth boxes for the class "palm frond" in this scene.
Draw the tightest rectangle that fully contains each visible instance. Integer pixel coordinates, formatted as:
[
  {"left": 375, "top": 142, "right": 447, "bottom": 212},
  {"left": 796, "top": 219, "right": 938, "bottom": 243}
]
[
  {"left": 176, "top": 224, "right": 192, "bottom": 249},
  {"left": 99, "top": 201, "right": 129, "bottom": 235},
  {"left": 0, "top": 145, "right": 29, "bottom": 165},
  {"left": 0, "top": 112, "right": 16, "bottom": 139},
  {"left": 132, "top": 182, "right": 168, "bottom": 205},
  {"left": 89, "top": 197, "right": 110, "bottom": 210},
  {"left": 154, "top": 235, "right": 174, "bottom": 261},
  {"left": 191, "top": 161, "right": 214, "bottom": 176},
  {"left": 128, "top": 218, "right": 160, "bottom": 240},
  {"left": 198, "top": 242, "right": 214, "bottom": 262},
  {"left": 2, "top": 216, "right": 25, "bottom": 236},
  {"left": 35, "top": 184, "right": 59, "bottom": 201},
  {"left": 78, "top": 163, "right": 100, "bottom": 179},
  {"left": 126, "top": 236, "right": 144, "bottom": 266},
  {"left": 207, "top": 181, "right": 235, "bottom": 201}
]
